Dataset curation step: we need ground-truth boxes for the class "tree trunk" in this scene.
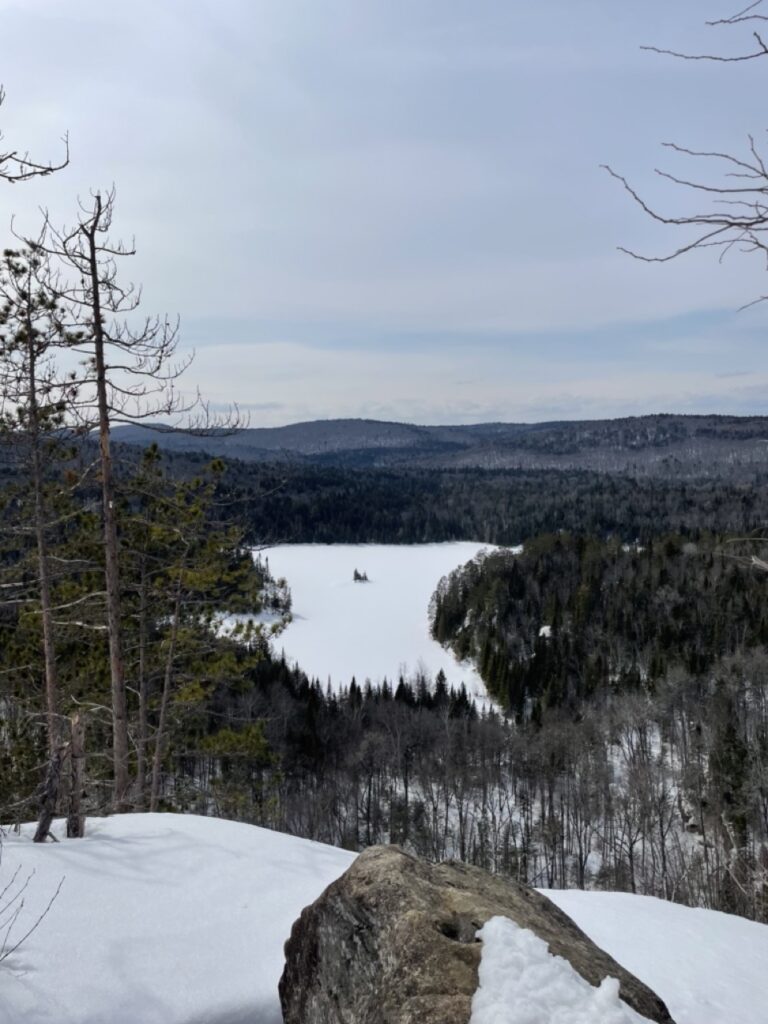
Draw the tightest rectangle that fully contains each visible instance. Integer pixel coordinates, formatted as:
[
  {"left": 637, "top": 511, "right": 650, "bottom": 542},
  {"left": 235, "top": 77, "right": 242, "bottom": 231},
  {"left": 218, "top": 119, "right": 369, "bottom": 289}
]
[
  {"left": 33, "top": 744, "right": 65, "bottom": 843},
  {"left": 26, "top": 332, "right": 61, "bottom": 754},
  {"left": 67, "top": 712, "right": 86, "bottom": 838},
  {"left": 150, "top": 582, "right": 182, "bottom": 812},
  {"left": 136, "top": 552, "right": 149, "bottom": 808},
  {"left": 86, "top": 199, "right": 130, "bottom": 811},
  {"left": 26, "top": 326, "right": 65, "bottom": 837}
]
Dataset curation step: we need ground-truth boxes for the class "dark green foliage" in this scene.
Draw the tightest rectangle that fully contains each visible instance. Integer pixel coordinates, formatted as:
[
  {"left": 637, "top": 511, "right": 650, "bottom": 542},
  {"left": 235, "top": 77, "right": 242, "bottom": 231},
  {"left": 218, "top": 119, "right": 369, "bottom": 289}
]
[
  {"left": 216, "top": 461, "right": 767, "bottom": 547},
  {"left": 431, "top": 533, "right": 768, "bottom": 713},
  {"left": 0, "top": 444, "right": 280, "bottom": 819}
]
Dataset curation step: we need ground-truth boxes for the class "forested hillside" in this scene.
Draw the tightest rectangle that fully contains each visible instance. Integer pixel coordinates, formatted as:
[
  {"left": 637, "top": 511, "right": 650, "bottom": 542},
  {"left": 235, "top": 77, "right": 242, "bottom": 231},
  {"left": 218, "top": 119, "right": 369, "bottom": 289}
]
[
  {"left": 128, "top": 643, "right": 768, "bottom": 924},
  {"left": 424, "top": 534, "right": 768, "bottom": 920},
  {"left": 113, "top": 414, "right": 768, "bottom": 475},
  {"left": 431, "top": 534, "right": 768, "bottom": 713},
  {"left": 179, "top": 455, "right": 767, "bottom": 546}
]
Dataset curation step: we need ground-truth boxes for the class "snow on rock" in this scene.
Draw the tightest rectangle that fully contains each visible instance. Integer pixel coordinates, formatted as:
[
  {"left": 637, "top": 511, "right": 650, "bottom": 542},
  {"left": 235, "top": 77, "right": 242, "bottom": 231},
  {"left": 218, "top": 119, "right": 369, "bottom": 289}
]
[
  {"left": 260, "top": 543, "right": 497, "bottom": 701},
  {"left": 0, "top": 814, "right": 354, "bottom": 1024},
  {"left": 470, "top": 916, "right": 653, "bottom": 1024},
  {"left": 545, "top": 890, "right": 768, "bottom": 1024}
]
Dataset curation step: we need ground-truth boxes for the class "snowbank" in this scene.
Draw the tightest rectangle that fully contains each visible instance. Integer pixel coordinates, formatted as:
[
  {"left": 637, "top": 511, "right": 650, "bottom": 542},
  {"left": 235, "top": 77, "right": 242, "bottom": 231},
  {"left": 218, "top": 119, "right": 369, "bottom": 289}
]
[
  {"left": 546, "top": 889, "right": 768, "bottom": 1024},
  {"left": 1, "top": 814, "right": 766, "bottom": 1024},
  {"left": 0, "top": 814, "right": 354, "bottom": 1024}
]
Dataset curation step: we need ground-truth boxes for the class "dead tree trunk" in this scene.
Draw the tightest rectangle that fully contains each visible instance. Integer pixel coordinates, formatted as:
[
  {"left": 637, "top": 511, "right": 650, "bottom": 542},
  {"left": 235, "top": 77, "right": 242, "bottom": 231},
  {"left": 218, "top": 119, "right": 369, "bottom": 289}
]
[
  {"left": 33, "top": 744, "right": 66, "bottom": 843},
  {"left": 67, "top": 712, "right": 86, "bottom": 838},
  {"left": 84, "top": 196, "right": 130, "bottom": 812}
]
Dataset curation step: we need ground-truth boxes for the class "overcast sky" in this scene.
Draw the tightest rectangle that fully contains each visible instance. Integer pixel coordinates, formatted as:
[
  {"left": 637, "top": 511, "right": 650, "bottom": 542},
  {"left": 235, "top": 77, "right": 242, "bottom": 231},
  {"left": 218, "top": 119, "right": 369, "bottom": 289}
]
[{"left": 1, "top": 0, "right": 766, "bottom": 425}]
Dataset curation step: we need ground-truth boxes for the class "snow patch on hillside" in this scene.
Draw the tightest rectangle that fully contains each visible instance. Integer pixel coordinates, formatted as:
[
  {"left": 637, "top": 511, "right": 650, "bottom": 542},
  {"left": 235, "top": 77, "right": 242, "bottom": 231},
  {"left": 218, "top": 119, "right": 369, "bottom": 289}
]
[{"left": 259, "top": 543, "right": 497, "bottom": 700}]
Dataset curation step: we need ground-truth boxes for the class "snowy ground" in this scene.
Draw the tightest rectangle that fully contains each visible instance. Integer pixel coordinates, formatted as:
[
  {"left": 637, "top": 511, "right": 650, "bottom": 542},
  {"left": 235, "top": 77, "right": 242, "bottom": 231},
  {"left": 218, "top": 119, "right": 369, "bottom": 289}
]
[
  {"left": 0, "top": 815, "right": 354, "bottom": 1024},
  {"left": 260, "top": 543, "right": 496, "bottom": 701},
  {"left": 547, "top": 889, "right": 768, "bottom": 1024},
  {"left": 2, "top": 815, "right": 767, "bottom": 1024}
]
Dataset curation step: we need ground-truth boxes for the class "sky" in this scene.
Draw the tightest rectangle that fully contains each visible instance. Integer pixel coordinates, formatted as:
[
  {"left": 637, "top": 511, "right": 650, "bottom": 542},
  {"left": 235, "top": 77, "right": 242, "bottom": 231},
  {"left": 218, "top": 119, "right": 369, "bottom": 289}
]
[{"left": 0, "top": 0, "right": 766, "bottom": 426}]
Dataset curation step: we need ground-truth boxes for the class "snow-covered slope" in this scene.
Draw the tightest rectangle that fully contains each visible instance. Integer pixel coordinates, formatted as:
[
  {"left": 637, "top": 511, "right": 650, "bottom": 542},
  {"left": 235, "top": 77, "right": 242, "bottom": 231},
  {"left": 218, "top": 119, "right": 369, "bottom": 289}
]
[
  {"left": 262, "top": 543, "right": 495, "bottom": 700},
  {"left": 0, "top": 815, "right": 354, "bottom": 1024},
  {"left": 1, "top": 815, "right": 766, "bottom": 1024},
  {"left": 546, "top": 889, "right": 768, "bottom": 1024}
]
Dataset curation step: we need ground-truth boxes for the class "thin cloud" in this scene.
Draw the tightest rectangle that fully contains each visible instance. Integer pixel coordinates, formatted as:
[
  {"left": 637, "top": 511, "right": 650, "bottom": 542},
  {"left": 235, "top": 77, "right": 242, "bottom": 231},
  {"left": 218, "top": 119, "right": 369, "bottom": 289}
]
[{"left": 0, "top": 0, "right": 764, "bottom": 424}]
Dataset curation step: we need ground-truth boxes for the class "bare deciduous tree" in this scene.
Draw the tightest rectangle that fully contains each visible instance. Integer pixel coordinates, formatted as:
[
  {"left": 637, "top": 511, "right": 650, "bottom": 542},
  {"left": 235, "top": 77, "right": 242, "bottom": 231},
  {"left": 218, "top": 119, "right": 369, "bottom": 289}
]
[
  {"left": 0, "top": 833, "right": 64, "bottom": 964},
  {"left": 0, "top": 86, "right": 68, "bottom": 183},
  {"left": 604, "top": 2, "right": 768, "bottom": 308}
]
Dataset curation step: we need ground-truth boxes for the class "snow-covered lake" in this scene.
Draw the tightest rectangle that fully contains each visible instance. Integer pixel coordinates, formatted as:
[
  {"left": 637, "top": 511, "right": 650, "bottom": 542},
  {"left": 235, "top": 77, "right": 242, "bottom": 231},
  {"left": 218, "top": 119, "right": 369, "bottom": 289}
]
[{"left": 259, "top": 542, "right": 495, "bottom": 701}]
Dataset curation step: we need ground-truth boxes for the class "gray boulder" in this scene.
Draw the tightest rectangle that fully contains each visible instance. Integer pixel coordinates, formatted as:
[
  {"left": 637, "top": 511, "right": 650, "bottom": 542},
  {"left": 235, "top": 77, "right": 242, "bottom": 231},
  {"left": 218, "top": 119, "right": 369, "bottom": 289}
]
[{"left": 279, "top": 845, "right": 675, "bottom": 1024}]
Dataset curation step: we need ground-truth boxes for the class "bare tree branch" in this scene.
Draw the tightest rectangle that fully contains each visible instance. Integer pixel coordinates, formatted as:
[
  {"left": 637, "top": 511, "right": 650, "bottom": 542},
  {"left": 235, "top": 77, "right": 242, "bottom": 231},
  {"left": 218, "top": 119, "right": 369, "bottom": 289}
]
[
  {"left": 603, "top": 26, "right": 768, "bottom": 307},
  {"left": 0, "top": 87, "right": 69, "bottom": 183},
  {"left": 641, "top": 0, "right": 768, "bottom": 62}
]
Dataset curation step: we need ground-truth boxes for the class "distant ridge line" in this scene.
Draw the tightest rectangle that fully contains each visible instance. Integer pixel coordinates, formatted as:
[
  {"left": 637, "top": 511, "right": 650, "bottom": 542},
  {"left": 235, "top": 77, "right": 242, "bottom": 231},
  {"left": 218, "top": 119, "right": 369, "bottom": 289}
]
[{"left": 111, "top": 413, "right": 768, "bottom": 475}]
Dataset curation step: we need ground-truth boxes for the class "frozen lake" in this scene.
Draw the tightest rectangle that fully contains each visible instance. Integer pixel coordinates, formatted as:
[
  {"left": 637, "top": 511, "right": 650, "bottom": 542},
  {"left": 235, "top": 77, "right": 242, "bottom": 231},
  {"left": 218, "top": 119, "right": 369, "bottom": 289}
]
[{"left": 259, "top": 542, "right": 496, "bottom": 701}]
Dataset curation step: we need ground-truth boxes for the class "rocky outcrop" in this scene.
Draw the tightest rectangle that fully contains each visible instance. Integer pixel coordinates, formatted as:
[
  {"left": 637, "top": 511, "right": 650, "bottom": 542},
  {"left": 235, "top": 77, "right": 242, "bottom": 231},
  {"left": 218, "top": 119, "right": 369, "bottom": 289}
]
[{"left": 279, "top": 845, "right": 675, "bottom": 1024}]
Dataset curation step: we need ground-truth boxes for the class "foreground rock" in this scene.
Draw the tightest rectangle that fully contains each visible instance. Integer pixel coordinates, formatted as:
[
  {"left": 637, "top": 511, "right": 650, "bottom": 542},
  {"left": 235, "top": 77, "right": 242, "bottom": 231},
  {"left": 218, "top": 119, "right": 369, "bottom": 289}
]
[{"left": 280, "top": 845, "right": 675, "bottom": 1024}]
